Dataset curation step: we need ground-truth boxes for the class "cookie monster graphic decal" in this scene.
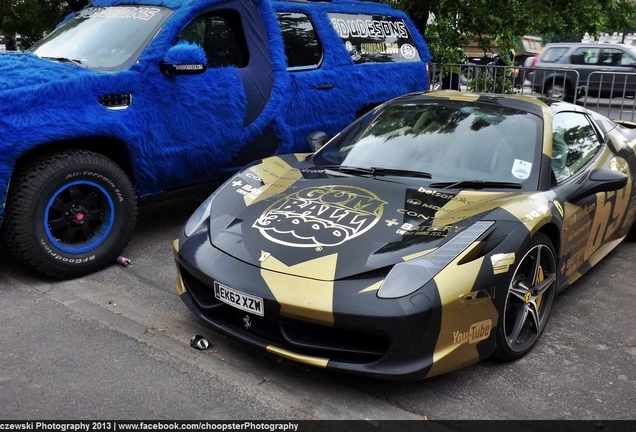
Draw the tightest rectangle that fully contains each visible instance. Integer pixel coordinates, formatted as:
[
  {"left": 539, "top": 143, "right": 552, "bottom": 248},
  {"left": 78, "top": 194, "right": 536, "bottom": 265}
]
[{"left": 253, "top": 185, "right": 387, "bottom": 248}]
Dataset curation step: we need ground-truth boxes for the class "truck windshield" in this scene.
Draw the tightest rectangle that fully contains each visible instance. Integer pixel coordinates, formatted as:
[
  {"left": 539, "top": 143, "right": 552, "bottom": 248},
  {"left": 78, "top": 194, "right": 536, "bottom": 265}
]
[{"left": 28, "top": 6, "right": 173, "bottom": 72}]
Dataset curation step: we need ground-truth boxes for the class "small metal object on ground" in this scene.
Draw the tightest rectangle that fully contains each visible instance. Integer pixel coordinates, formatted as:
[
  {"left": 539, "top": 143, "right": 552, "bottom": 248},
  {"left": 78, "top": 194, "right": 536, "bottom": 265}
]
[{"left": 190, "top": 335, "right": 210, "bottom": 350}]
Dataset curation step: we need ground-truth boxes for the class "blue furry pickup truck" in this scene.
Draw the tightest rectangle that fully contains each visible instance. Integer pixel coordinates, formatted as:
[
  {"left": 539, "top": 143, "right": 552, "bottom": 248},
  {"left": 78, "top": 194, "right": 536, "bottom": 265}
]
[{"left": 0, "top": 0, "right": 430, "bottom": 278}]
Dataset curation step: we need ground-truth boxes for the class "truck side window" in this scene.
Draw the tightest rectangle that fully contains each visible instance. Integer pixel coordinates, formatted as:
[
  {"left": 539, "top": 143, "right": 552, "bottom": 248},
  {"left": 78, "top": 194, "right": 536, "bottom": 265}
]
[
  {"left": 276, "top": 12, "right": 322, "bottom": 70},
  {"left": 178, "top": 9, "right": 249, "bottom": 68}
]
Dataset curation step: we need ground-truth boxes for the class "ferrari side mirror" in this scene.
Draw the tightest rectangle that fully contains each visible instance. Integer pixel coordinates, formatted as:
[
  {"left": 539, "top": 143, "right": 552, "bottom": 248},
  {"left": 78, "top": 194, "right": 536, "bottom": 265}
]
[{"left": 569, "top": 168, "right": 628, "bottom": 202}]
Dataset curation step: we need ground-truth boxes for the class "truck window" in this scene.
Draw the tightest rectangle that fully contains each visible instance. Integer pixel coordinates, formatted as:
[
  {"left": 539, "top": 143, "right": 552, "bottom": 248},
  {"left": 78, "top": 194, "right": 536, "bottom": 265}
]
[
  {"left": 277, "top": 12, "right": 322, "bottom": 70},
  {"left": 327, "top": 13, "right": 421, "bottom": 64},
  {"left": 177, "top": 9, "right": 248, "bottom": 68}
]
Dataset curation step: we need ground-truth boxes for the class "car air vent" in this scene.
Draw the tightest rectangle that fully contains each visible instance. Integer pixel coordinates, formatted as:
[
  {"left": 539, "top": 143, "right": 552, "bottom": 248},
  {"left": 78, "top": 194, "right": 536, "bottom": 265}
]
[
  {"left": 340, "top": 265, "right": 392, "bottom": 280},
  {"left": 98, "top": 93, "right": 132, "bottom": 109}
]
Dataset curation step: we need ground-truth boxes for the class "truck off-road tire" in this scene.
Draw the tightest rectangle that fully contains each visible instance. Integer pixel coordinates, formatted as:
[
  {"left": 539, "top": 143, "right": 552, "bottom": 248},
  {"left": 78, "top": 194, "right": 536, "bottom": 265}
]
[{"left": 1, "top": 149, "right": 137, "bottom": 279}]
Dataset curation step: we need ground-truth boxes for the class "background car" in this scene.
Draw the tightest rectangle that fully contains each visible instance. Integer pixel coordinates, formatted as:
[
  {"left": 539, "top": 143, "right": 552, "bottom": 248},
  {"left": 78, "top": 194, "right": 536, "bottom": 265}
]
[
  {"left": 173, "top": 90, "right": 636, "bottom": 380},
  {"left": 528, "top": 42, "right": 636, "bottom": 100}
]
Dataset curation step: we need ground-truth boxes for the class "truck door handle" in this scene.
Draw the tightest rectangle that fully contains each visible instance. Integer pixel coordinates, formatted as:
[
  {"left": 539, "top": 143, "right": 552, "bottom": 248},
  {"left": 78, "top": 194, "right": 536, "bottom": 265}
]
[{"left": 316, "top": 83, "right": 334, "bottom": 90}]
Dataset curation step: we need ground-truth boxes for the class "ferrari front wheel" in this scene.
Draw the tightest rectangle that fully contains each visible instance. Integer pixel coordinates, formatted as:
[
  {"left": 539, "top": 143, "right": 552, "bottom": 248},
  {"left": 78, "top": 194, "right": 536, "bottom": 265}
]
[{"left": 493, "top": 233, "right": 557, "bottom": 361}]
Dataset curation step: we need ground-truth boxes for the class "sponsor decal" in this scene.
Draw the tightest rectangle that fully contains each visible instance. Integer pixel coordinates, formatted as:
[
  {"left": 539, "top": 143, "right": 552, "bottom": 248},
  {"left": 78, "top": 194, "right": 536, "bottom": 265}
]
[
  {"left": 584, "top": 184, "right": 631, "bottom": 262},
  {"left": 232, "top": 179, "right": 262, "bottom": 197},
  {"left": 327, "top": 13, "right": 420, "bottom": 64},
  {"left": 520, "top": 205, "right": 550, "bottom": 223},
  {"left": 330, "top": 16, "right": 409, "bottom": 40},
  {"left": 400, "top": 43, "right": 416, "bottom": 59},
  {"left": 396, "top": 223, "right": 463, "bottom": 237},
  {"left": 247, "top": 165, "right": 301, "bottom": 195},
  {"left": 253, "top": 185, "right": 386, "bottom": 248},
  {"left": 490, "top": 252, "right": 515, "bottom": 274},
  {"left": 561, "top": 247, "right": 586, "bottom": 278},
  {"left": 406, "top": 198, "right": 444, "bottom": 212},
  {"left": 417, "top": 187, "right": 456, "bottom": 200},
  {"left": 554, "top": 200, "right": 564, "bottom": 218},
  {"left": 362, "top": 42, "right": 399, "bottom": 55},
  {"left": 567, "top": 220, "right": 592, "bottom": 242},
  {"left": 453, "top": 319, "right": 492, "bottom": 345},
  {"left": 458, "top": 288, "right": 495, "bottom": 307},
  {"left": 560, "top": 183, "right": 631, "bottom": 279},
  {"left": 568, "top": 202, "right": 595, "bottom": 225},
  {"left": 397, "top": 208, "right": 431, "bottom": 220},
  {"left": 511, "top": 159, "right": 532, "bottom": 180},
  {"left": 77, "top": 6, "right": 161, "bottom": 21},
  {"left": 385, "top": 218, "right": 400, "bottom": 227},
  {"left": 175, "top": 64, "right": 204, "bottom": 71},
  {"left": 345, "top": 41, "right": 362, "bottom": 61},
  {"left": 417, "top": 187, "right": 472, "bottom": 204},
  {"left": 246, "top": 172, "right": 263, "bottom": 182}
]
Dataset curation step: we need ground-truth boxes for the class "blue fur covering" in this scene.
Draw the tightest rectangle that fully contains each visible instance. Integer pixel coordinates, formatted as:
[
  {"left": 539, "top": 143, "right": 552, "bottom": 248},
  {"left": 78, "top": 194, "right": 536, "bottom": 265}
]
[{"left": 0, "top": 0, "right": 430, "bottom": 222}]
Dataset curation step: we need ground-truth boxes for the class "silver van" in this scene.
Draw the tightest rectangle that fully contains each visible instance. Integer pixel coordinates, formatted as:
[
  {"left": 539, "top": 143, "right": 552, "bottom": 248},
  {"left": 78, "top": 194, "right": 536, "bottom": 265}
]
[{"left": 529, "top": 42, "right": 636, "bottom": 100}]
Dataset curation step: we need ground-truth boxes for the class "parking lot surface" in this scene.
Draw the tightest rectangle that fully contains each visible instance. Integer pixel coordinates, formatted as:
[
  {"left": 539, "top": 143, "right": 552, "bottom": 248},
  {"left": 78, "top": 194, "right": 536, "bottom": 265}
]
[{"left": 1, "top": 194, "right": 635, "bottom": 420}]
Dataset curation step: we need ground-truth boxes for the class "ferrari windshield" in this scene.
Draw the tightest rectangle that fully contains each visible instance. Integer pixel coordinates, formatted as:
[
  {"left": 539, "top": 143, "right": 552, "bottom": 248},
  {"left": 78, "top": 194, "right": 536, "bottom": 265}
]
[
  {"left": 313, "top": 100, "right": 543, "bottom": 186},
  {"left": 29, "top": 6, "right": 173, "bottom": 71}
]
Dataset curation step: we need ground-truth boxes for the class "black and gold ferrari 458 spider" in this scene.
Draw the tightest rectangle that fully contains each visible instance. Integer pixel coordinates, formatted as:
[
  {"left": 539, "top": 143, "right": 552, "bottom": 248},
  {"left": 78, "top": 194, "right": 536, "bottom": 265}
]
[{"left": 173, "top": 90, "right": 636, "bottom": 380}]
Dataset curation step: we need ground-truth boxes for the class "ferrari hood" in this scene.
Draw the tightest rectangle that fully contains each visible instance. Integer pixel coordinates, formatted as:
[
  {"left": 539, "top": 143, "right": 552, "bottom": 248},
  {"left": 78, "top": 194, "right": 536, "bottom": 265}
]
[{"left": 207, "top": 155, "right": 521, "bottom": 280}]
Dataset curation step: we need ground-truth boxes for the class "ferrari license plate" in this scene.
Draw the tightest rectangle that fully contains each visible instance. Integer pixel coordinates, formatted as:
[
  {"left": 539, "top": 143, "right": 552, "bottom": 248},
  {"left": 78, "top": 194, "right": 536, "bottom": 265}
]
[{"left": 214, "top": 282, "right": 264, "bottom": 316}]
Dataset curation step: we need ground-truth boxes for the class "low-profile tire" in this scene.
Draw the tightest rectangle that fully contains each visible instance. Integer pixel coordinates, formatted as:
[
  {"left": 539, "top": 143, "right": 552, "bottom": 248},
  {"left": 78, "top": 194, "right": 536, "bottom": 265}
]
[
  {"left": 2, "top": 149, "right": 138, "bottom": 279},
  {"left": 493, "top": 233, "right": 557, "bottom": 361}
]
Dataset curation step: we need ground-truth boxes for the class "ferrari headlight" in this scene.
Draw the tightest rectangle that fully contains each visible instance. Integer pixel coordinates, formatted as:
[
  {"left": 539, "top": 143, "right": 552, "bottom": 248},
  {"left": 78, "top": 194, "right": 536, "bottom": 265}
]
[
  {"left": 377, "top": 221, "right": 494, "bottom": 299},
  {"left": 184, "top": 194, "right": 215, "bottom": 237}
]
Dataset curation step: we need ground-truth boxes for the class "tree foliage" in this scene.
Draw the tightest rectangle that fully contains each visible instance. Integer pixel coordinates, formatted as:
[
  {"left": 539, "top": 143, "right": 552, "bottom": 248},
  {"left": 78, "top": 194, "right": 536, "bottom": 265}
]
[
  {"left": 385, "top": 0, "right": 636, "bottom": 64},
  {"left": 2, "top": 0, "right": 636, "bottom": 55},
  {"left": 1, "top": 0, "right": 88, "bottom": 49}
]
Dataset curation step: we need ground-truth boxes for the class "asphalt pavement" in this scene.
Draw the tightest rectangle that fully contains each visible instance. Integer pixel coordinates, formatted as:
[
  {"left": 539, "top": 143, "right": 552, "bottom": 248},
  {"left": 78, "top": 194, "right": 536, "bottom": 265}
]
[
  {"left": 1, "top": 190, "right": 635, "bottom": 421},
  {"left": 0, "top": 197, "right": 423, "bottom": 421}
]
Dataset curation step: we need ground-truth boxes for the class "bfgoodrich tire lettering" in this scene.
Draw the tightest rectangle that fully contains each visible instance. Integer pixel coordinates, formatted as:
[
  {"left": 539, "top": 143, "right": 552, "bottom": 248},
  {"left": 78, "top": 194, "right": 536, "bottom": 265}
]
[
  {"left": 493, "top": 232, "right": 557, "bottom": 361},
  {"left": 2, "top": 149, "right": 137, "bottom": 279}
]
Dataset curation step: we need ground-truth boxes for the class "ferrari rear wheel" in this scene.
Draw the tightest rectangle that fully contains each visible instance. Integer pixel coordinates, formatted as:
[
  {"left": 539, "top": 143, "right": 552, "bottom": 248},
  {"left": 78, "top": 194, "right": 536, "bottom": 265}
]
[{"left": 494, "top": 233, "right": 557, "bottom": 361}]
